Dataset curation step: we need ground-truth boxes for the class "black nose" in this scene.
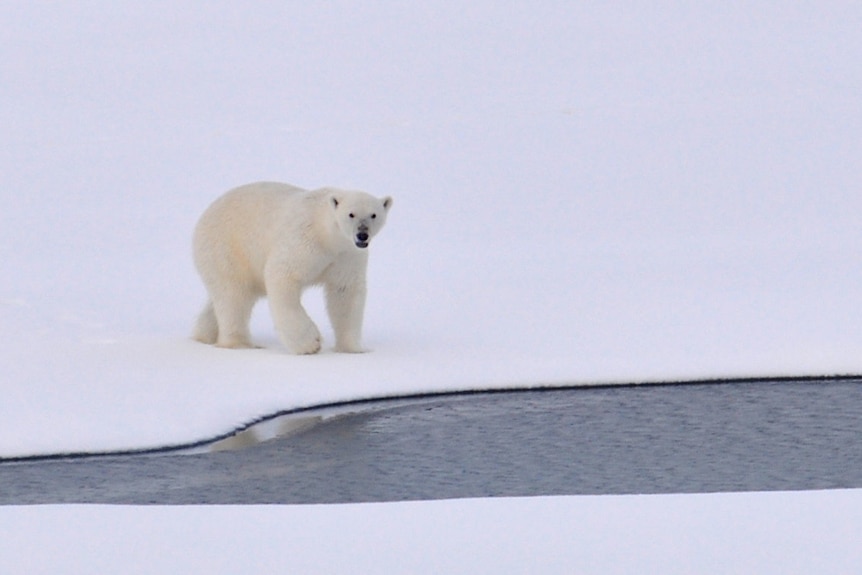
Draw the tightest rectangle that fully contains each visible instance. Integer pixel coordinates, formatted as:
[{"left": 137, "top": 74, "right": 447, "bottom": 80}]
[{"left": 357, "top": 232, "right": 369, "bottom": 241}]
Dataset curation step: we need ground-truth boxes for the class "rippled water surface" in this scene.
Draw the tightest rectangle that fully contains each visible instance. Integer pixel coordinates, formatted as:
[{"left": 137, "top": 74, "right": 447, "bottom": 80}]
[{"left": 2, "top": 379, "right": 861, "bottom": 504}]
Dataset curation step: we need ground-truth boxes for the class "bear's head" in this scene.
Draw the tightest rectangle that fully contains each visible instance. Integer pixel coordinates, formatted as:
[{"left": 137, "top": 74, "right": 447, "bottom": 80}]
[{"left": 330, "top": 191, "right": 393, "bottom": 249}]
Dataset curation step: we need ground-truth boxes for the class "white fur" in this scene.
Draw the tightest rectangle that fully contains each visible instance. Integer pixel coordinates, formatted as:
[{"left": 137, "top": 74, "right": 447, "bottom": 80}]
[{"left": 192, "top": 182, "right": 392, "bottom": 354}]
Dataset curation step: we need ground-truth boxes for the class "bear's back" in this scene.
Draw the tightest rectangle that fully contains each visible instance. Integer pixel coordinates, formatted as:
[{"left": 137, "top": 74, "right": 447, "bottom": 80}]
[
  {"left": 199, "top": 181, "right": 308, "bottom": 233},
  {"left": 193, "top": 182, "right": 316, "bottom": 279}
]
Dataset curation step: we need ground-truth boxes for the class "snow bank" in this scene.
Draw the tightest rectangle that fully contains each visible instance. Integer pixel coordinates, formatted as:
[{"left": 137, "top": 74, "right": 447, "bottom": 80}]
[{"left": 2, "top": 490, "right": 861, "bottom": 574}]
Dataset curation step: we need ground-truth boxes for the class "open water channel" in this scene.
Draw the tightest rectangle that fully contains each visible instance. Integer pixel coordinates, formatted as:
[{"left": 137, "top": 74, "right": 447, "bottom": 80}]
[{"left": 1, "top": 378, "right": 861, "bottom": 504}]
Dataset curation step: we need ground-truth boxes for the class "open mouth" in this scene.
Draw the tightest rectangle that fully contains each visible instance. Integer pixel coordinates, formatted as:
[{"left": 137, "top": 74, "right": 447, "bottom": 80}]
[{"left": 355, "top": 240, "right": 369, "bottom": 248}]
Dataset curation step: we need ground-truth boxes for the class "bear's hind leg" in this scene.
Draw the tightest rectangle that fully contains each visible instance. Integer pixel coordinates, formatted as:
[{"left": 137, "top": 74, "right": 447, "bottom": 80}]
[
  {"left": 211, "top": 287, "right": 258, "bottom": 349},
  {"left": 192, "top": 301, "right": 218, "bottom": 344}
]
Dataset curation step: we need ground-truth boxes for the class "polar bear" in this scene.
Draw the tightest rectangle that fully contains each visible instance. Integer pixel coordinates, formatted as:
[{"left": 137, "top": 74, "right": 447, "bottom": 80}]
[{"left": 192, "top": 182, "right": 392, "bottom": 354}]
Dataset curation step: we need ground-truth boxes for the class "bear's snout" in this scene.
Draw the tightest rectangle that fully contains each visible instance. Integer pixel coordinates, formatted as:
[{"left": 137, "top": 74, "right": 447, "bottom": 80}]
[{"left": 354, "top": 223, "right": 371, "bottom": 248}]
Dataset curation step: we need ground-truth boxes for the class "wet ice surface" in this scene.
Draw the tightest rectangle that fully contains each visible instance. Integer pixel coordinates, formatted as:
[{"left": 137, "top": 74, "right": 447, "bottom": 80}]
[{"left": 2, "top": 380, "right": 861, "bottom": 505}]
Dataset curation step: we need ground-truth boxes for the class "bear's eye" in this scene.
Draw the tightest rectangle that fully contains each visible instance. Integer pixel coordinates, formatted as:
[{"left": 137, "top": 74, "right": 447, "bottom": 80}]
[
  {"left": 349, "top": 213, "right": 354, "bottom": 218},
  {"left": 371, "top": 213, "right": 377, "bottom": 219}
]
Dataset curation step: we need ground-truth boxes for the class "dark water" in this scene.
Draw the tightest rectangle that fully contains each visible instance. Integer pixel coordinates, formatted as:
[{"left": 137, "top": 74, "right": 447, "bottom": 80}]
[{"left": 2, "top": 379, "right": 862, "bottom": 504}]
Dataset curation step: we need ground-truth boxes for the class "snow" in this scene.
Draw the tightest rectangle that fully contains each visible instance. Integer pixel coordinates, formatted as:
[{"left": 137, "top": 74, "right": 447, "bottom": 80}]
[
  {"left": 3, "top": 491, "right": 862, "bottom": 575},
  {"left": 3, "top": 0, "right": 860, "bottom": 457},
  {"left": 2, "top": 1, "right": 861, "bottom": 572}
]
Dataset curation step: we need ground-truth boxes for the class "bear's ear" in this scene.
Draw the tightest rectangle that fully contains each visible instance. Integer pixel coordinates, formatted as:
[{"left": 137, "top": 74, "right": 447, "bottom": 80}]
[
  {"left": 330, "top": 195, "right": 340, "bottom": 209},
  {"left": 382, "top": 196, "right": 393, "bottom": 211}
]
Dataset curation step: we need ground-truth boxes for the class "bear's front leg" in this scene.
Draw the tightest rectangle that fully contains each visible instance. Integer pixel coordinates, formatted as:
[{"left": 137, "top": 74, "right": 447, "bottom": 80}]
[
  {"left": 266, "top": 273, "right": 322, "bottom": 355},
  {"left": 326, "top": 279, "right": 367, "bottom": 353}
]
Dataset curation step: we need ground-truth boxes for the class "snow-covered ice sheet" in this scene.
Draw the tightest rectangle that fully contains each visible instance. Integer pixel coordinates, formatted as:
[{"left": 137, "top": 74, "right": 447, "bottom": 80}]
[
  {"left": 2, "top": 3, "right": 861, "bottom": 458},
  {"left": 2, "top": 490, "right": 862, "bottom": 575}
]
